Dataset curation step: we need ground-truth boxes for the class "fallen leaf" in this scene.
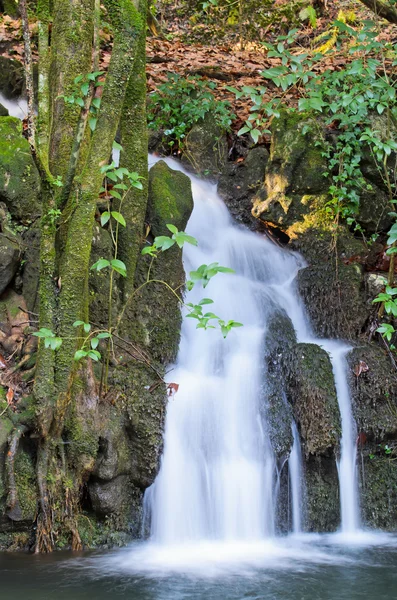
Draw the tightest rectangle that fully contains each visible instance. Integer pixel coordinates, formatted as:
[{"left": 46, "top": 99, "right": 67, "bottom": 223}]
[
  {"left": 6, "top": 387, "right": 14, "bottom": 404},
  {"left": 353, "top": 361, "right": 369, "bottom": 377},
  {"left": 167, "top": 382, "right": 179, "bottom": 396}
]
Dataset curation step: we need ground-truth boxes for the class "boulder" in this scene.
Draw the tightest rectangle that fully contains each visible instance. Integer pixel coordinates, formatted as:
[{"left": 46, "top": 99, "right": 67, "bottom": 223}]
[
  {"left": 347, "top": 344, "right": 397, "bottom": 441},
  {"left": 0, "top": 232, "right": 20, "bottom": 294},
  {"left": 286, "top": 343, "right": 341, "bottom": 456},
  {"left": 297, "top": 261, "right": 370, "bottom": 339},
  {"left": 218, "top": 146, "right": 268, "bottom": 226},
  {"left": 0, "top": 57, "right": 24, "bottom": 99},
  {"left": 0, "top": 104, "right": 9, "bottom": 117},
  {"left": 181, "top": 113, "right": 228, "bottom": 178},
  {"left": 0, "top": 117, "right": 41, "bottom": 223}
]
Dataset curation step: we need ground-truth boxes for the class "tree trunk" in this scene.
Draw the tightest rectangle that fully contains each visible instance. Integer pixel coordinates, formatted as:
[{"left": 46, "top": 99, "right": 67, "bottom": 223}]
[{"left": 358, "top": 0, "right": 397, "bottom": 23}]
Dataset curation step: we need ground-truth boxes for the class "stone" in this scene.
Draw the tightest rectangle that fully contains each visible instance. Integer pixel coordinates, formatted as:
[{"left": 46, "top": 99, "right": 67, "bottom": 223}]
[
  {"left": 218, "top": 146, "right": 268, "bottom": 226},
  {"left": 0, "top": 104, "right": 9, "bottom": 117},
  {"left": 297, "top": 261, "right": 370, "bottom": 339},
  {"left": 147, "top": 160, "right": 194, "bottom": 236},
  {"left": 0, "top": 57, "right": 24, "bottom": 99},
  {"left": 0, "top": 117, "right": 41, "bottom": 223},
  {"left": 347, "top": 344, "right": 397, "bottom": 441},
  {"left": 181, "top": 113, "right": 228, "bottom": 179},
  {"left": 286, "top": 343, "right": 341, "bottom": 456},
  {"left": 0, "top": 232, "right": 20, "bottom": 295}
]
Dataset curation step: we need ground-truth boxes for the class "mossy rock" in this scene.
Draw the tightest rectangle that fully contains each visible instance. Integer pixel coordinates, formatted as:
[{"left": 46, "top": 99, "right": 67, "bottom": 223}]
[
  {"left": 148, "top": 160, "right": 194, "bottom": 236},
  {"left": 0, "top": 117, "right": 41, "bottom": 223},
  {"left": 297, "top": 261, "right": 369, "bottom": 339},
  {"left": 0, "top": 57, "right": 24, "bottom": 99},
  {"left": 360, "top": 454, "right": 397, "bottom": 530},
  {"left": 218, "top": 146, "right": 268, "bottom": 227},
  {"left": 0, "top": 231, "right": 20, "bottom": 294},
  {"left": 305, "top": 455, "right": 340, "bottom": 532},
  {"left": 9, "top": 446, "right": 37, "bottom": 523},
  {"left": 0, "top": 104, "right": 9, "bottom": 117},
  {"left": 252, "top": 110, "right": 329, "bottom": 229},
  {"left": 286, "top": 343, "right": 341, "bottom": 456},
  {"left": 0, "top": 415, "right": 13, "bottom": 504},
  {"left": 263, "top": 309, "right": 296, "bottom": 458},
  {"left": 181, "top": 113, "right": 229, "bottom": 179},
  {"left": 129, "top": 160, "right": 194, "bottom": 363},
  {"left": 347, "top": 344, "right": 397, "bottom": 441}
]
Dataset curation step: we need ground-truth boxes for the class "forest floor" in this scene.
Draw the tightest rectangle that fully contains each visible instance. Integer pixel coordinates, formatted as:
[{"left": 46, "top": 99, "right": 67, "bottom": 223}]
[{"left": 0, "top": 0, "right": 395, "bottom": 134}]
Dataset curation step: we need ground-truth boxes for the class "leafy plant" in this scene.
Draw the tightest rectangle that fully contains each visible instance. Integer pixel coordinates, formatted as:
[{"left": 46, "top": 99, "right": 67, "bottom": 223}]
[{"left": 147, "top": 73, "right": 234, "bottom": 149}]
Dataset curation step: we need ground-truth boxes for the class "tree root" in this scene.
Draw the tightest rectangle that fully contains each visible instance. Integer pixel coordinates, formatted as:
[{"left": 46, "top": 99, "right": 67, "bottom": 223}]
[{"left": 5, "top": 424, "right": 28, "bottom": 517}]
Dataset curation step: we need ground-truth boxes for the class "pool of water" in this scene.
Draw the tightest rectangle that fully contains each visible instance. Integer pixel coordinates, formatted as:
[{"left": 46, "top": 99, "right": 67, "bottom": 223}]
[{"left": 1, "top": 533, "right": 397, "bottom": 599}]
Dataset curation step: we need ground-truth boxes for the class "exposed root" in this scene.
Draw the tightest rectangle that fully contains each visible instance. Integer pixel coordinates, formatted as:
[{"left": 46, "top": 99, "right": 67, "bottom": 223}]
[{"left": 5, "top": 424, "right": 28, "bottom": 517}]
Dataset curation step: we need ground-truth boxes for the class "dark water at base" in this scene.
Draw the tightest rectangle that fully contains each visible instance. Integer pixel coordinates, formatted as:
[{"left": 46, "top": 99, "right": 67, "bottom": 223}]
[{"left": 1, "top": 535, "right": 397, "bottom": 600}]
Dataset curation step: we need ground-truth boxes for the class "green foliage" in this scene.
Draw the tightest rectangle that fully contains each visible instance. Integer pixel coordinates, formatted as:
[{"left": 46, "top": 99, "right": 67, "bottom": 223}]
[{"left": 147, "top": 73, "right": 234, "bottom": 149}]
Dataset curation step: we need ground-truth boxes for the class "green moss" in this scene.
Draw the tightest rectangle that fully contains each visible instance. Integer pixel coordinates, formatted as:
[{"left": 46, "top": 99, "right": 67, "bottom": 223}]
[
  {"left": 148, "top": 160, "right": 194, "bottom": 236},
  {"left": 0, "top": 117, "right": 41, "bottom": 222},
  {"left": 14, "top": 449, "right": 37, "bottom": 520},
  {"left": 360, "top": 453, "right": 397, "bottom": 530}
]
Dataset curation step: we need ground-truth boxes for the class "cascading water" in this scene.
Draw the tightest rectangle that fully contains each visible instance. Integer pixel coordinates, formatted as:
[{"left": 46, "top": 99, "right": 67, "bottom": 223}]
[
  {"left": 145, "top": 157, "right": 361, "bottom": 542},
  {"left": 289, "top": 421, "right": 304, "bottom": 534}
]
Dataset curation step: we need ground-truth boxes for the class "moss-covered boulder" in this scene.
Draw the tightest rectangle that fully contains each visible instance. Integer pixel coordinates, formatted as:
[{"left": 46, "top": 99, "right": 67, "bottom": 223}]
[
  {"left": 263, "top": 309, "right": 296, "bottom": 458},
  {"left": 0, "top": 117, "right": 41, "bottom": 223},
  {"left": 218, "top": 146, "right": 268, "bottom": 227},
  {"left": 0, "top": 232, "right": 20, "bottom": 294},
  {"left": 286, "top": 343, "right": 341, "bottom": 456},
  {"left": 129, "top": 160, "right": 194, "bottom": 363},
  {"left": 181, "top": 113, "right": 228, "bottom": 179},
  {"left": 148, "top": 160, "right": 194, "bottom": 236},
  {"left": 305, "top": 455, "right": 340, "bottom": 532},
  {"left": 0, "top": 57, "right": 24, "bottom": 99},
  {"left": 347, "top": 344, "right": 397, "bottom": 440},
  {"left": 297, "top": 262, "right": 370, "bottom": 340},
  {"left": 252, "top": 111, "right": 329, "bottom": 229},
  {"left": 360, "top": 454, "right": 397, "bottom": 530}
]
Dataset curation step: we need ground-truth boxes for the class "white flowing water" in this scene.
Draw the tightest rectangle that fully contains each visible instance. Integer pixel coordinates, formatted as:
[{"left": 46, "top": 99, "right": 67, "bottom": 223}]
[
  {"left": 0, "top": 93, "right": 28, "bottom": 120},
  {"left": 146, "top": 157, "right": 360, "bottom": 542},
  {"left": 289, "top": 421, "right": 304, "bottom": 534}
]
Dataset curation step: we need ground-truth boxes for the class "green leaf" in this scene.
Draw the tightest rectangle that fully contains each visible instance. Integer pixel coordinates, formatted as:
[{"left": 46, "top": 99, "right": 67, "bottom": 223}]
[
  {"left": 91, "top": 97, "right": 101, "bottom": 109},
  {"left": 33, "top": 327, "right": 55, "bottom": 338},
  {"left": 101, "top": 211, "right": 110, "bottom": 227},
  {"left": 91, "top": 337, "right": 99, "bottom": 350},
  {"left": 81, "top": 82, "right": 89, "bottom": 96},
  {"left": 91, "top": 258, "right": 110, "bottom": 271},
  {"left": 73, "top": 321, "right": 85, "bottom": 328},
  {"left": 198, "top": 298, "right": 214, "bottom": 305},
  {"left": 111, "top": 211, "right": 126, "bottom": 226},
  {"left": 112, "top": 140, "right": 123, "bottom": 151},
  {"left": 89, "top": 117, "right": 97, "bottom": 132},
  {"left": 97, "top": 332, "right": 111, "bottom": 339},
  {"left": 49, "top": 337, "right": 63, "bottom": 350},
  {"left": 154, "top": 236, "right": 176, "bottom": 251},
  {"left": 141, "top": 245, "right": 157, "bottom": 256},
  {"left": 166, "top": 224, "right": 178, "bottom": 234},
  {"left": 76, "top": 97, "right": 84, "bottom": 107},
  {"left": 110, "top": 258, "right": 127, "bottom": 277},
  {"left": 87, "top": 350, "right": 101, "bottom": 361},
  {"left": 83, "top": 323, "right": 91, "bottom": 333},
  {"left": 74, "top": 349, "right": 88, "bottom": 361}
]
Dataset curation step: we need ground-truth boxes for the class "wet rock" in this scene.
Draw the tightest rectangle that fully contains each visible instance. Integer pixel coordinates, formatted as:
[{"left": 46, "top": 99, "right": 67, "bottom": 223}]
[
  {"left": 347, "top": 344, "right": 397, "bottom": 441},
  {"left": 181, "top": 113, "right": 228, "bottom": 179},
  {"left": 0, "top": 57, "right": 24, "bottom": 99},
  {"left": 218, "top": 146, "right": 268, "bottom": 226},
  {"left": 297, "top": 261, "right": 370, "bottom": 339},
  {"left": 263, "top": 309, "right": 296, "bottom": 458},
  {"left": 21, "top": 222, "right": 40, "bottom": 315},
  {"left": 305, "top": 455, "right": 340, "bottom": 532},
  {"left": 0, "top": 232, "right": 20, "bottom": 294},
  {"left": 360, "top": 454, "right": 397, "bottom": 530},
  {"left": 286, "top": 343, "right": 341, "bottom": 456},
  {"left": 0, "top": 104, "right": 9, "bottom": 117}
]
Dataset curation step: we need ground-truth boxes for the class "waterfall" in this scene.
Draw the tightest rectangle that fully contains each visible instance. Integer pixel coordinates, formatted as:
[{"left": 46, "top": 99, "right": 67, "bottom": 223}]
[
  {"left": 146, "top": 157, "right": 360, "bottom": 541},
  {"left": 289, "top": 422, "right": 304, "bottom": 534}
]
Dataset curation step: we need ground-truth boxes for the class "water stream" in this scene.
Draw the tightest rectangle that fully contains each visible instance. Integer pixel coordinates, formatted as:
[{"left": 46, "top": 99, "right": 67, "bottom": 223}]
[
  {"left": 146, "top": 156, "right": 360, "bottom": 542},
  {"left": 289, "top": 421, "right": 304, "bottom": 534}
]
